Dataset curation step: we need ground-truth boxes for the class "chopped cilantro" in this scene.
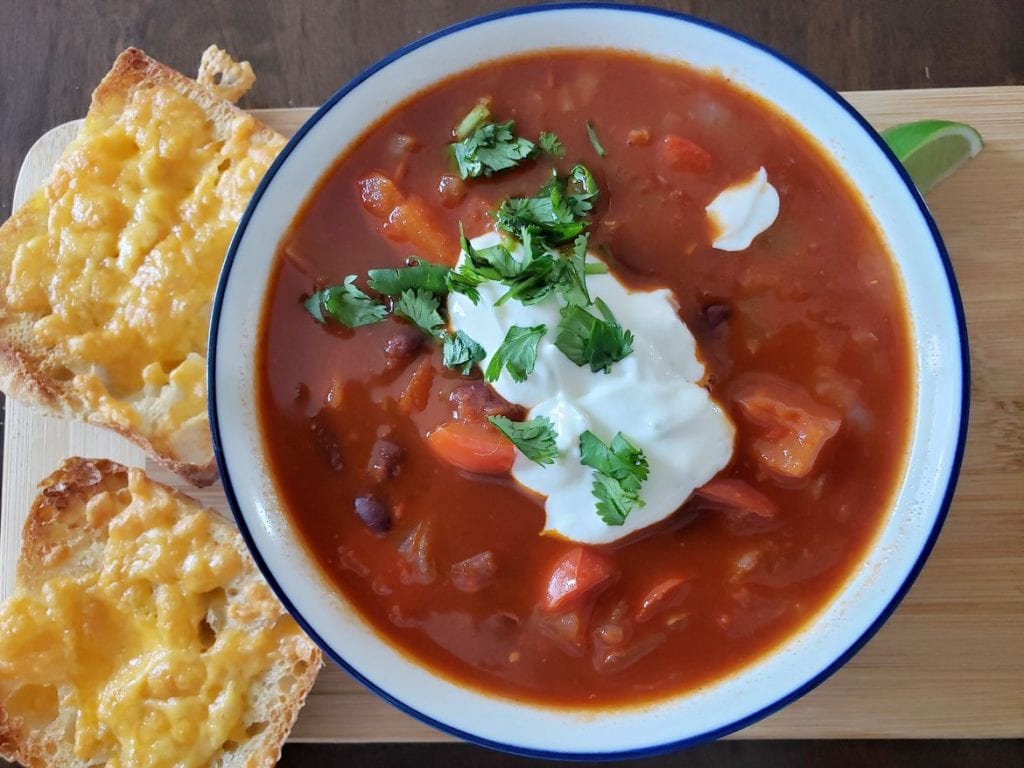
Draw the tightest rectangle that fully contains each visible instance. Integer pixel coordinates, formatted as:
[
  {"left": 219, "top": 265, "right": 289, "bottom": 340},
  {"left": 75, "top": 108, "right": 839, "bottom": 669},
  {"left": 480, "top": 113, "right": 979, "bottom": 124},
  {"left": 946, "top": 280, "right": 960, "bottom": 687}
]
[
  {"left": 495, "top": 164, "right": 599, "bottom": 249},
  {"left": 446, "top": 266, "right": 483, "bottom": 305},
  {"left": 367, "top": 259, "right": 450, "bottom": 297},
  {"left": 555, "top": 298, "right": 634, "bottom": 372},
  {"left": 586, "top": 120, "right": 607, "bottom": 157},
  {"left": 304, "top": 276, "right": 387, "bottom": 328},
  {"left": 442, "top": 330, "right": 486, "bottom": 374},
  {"left": 451, "top": 120, "right": 536, "bottom": 179},
  {"left": 538, "top": 131, "right": 566, "bottom": 158},
  {"left": 579, "top": 430, "right": 649, "bottom": 525},
  {"left": 484, "top": 324, "right": 546, "bottom": 383},
  {"left": 555, "top": 234, "right": 592, "bottom": 307},
  {"left": 566, "top": 164, "right": 599, "bottom": 215},
  {"left": 393, "top": 289, "right": 445, "bottom": 336},
  {"left": 455, "top": 224, "right": 561, "bottom": 308},
  {"left": 488, "top": 415, "right": 559, "bottom": 466},
  {"left": 459, "top": 225, "right": 523, "bottom": 281}
]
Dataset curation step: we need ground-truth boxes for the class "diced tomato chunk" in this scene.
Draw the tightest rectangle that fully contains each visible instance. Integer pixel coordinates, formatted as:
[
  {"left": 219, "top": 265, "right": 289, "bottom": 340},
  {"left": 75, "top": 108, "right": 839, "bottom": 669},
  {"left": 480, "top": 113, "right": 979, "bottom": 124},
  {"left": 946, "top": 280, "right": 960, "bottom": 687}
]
[
  {"left": 357, "top": 173, "right": 458, "bottom": 264},
  {"left": 660, "top": 134, "right": 713, "bottom": 173},
  {"left": 384, "top": 197, "right": 458, "bottom": 265},
  {"left": 358, "top": 172, "right": 404, "bottom": 217},
  {"left": 696, "top": 478, "right": 777, "bottom": 519},
  {"left": 635, "top": 577, "right": 691, "bottom": 623},
  {"left": 544, "top": 547, "right": 618, "bottom": 612},
  {"left": 426, "top": 420, "right": 514, "bottom": 476},
  {"left": 734, "top": 379, "right": 842, "bottom": 479}
]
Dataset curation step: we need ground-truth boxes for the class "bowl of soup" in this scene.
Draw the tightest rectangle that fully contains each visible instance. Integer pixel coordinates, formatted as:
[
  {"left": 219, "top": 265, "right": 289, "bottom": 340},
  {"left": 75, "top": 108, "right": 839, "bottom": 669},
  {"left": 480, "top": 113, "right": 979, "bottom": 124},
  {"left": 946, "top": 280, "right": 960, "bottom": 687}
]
[{"left": 209, "top": 4, "right": 968, "bottom": 758}]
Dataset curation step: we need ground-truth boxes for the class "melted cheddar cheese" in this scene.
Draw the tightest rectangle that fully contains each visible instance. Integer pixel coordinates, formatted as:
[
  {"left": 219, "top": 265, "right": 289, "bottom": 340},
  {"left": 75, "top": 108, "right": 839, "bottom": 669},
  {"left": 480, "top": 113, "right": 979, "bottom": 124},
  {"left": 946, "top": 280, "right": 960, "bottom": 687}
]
[
  {"left": 2, "top": 78, "right": 283, "bottom": 461},
  {"left": 0, "top": 470, "right": 302, "bottom": 768}
]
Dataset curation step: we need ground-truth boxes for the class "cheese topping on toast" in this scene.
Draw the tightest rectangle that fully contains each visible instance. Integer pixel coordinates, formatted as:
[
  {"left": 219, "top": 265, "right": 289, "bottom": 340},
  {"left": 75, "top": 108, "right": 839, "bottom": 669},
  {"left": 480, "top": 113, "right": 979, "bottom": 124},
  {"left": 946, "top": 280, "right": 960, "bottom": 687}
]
[
  {"left": 0, "top": 458, "right": 321, "bottom": 768},
  {"left": 0, "top": 49, "right": 285, "bottom": 484}
]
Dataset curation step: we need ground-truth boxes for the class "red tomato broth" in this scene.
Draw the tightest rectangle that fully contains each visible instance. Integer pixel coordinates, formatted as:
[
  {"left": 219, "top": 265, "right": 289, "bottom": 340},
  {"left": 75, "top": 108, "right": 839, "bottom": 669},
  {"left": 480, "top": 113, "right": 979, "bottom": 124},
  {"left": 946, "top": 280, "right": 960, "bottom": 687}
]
[{"left": 257, "top": 51, "right": 913, "bottom": 706}]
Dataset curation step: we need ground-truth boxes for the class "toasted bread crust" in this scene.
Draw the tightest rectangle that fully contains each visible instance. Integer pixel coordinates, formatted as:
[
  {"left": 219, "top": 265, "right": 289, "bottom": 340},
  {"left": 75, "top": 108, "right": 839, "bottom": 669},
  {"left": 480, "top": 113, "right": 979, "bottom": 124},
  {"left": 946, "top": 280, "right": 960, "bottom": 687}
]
[
  {"left": 0, "top": 49, "right": 284, "bottom": 487},
  {"left": 0, "top": 458, "right": 322, "bottom": 768}
]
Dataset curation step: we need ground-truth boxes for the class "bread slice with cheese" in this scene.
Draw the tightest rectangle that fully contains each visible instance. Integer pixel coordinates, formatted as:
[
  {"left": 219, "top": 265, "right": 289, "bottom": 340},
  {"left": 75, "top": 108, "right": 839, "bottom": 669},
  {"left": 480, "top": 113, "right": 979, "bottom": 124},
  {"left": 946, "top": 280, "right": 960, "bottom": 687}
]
[
  {"left": 0, "top": 48, "right": 286, "bottom": 485},
  {"left": 0, "top": 458, "right": 322, "bottom": 768}
]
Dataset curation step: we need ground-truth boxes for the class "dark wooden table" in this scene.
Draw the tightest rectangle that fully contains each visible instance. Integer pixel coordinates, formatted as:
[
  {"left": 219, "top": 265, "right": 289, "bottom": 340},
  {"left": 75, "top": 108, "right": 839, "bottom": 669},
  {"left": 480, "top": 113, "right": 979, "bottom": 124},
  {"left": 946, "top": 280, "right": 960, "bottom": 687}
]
[{"left": 1, "top": 1, "right": 1021, "bottom": 766}]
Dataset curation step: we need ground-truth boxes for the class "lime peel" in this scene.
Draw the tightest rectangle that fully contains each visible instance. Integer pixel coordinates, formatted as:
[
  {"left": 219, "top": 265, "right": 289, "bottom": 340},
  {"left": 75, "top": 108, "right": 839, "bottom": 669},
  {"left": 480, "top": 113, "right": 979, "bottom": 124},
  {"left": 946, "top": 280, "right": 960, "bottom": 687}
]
[{"left": 881, "top": 120, "right": 983, "bottom": 193}]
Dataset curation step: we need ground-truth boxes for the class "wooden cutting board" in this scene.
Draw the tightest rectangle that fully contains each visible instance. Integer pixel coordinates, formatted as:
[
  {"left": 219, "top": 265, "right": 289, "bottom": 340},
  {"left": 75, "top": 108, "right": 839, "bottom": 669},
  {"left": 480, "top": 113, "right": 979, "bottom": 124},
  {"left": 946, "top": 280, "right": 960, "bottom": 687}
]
[{"left": 2, "top": 87, "right": 1021, "bottom": 741}]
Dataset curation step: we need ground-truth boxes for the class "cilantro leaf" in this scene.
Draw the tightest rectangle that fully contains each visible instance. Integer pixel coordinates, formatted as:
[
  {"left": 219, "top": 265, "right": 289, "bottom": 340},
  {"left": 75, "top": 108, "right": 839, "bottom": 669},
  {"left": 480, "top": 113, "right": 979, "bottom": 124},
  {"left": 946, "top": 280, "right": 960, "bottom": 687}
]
[
  {"left": 555, "top": 298, "right": 634, "bottom": 372},
  {"left": 579, "top": 430, "right": 649, "bottom": 525},
  {"left": 460, "top": 225, "right": 523, "bottom": 280},
  {"left": 446, "top": 266, "right": 483, "bottom": 305},
  {"left": 567, "top": 163, "right": 599, "bottom": 215},
  {"left": 367, "top": 259, "right": 450, "bottom": 297},
  {"left": 538, "top": 131, "right": 566, "bottom": 158},
  {"left": 304, "top": 276, "right": 388, "bottom": 328},
  {"left": 442, "top": 330, "right": 486, "bottom": 374},
  {"left": 393, "top": 289, "right": 445, "bottom": 336},
  {"left": 586, "top": 120, "right": 607, "bottom": 157},
  {"left": 484, "top": 324, "right": 546, "bottom": 383},
  {"left": 555, "top": 234, "right": 592, "bottom": 307},
  {"left": 591, "top": 473, "right": 637, "bottom": 526},
  {"left": 495, "top": 165, "right": 599, "bottom": 249},
  {"left": 451, "top": 120, "right": 537, "bottom": 179},
  {"left": 488, "top": 415, "right": 559, "bottom": 466}
]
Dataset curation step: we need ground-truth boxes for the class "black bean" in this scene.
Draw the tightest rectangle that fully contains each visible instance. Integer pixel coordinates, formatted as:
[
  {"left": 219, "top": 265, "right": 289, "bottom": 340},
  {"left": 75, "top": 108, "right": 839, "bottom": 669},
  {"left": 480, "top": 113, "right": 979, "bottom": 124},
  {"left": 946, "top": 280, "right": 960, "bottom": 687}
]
[
  {"left": 354, "top": 495, "right": 392, "bottom": 535},
  {"left": 367, "top": 439, "right": 403, "bottom": 483},
  {"left": 703, "top": 302, "right": 731, "bottom": 329},
  {"left": 384, "top": 327, "right": 423, "bottom": 366},
  {"left": 449, "top": 381, "right": 526, "bottom": 421}
]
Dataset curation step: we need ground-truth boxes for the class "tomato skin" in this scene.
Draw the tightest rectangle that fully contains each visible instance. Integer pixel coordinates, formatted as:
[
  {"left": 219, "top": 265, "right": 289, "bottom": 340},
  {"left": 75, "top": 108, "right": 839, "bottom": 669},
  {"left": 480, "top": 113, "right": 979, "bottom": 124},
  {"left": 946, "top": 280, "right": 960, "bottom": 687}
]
[
  {"left": 660, "top": 134, "right": 713, "bottom": 173},
  {"left": 696, "top": 477, "right": 778, "bottom": 519},
  {"left": 398, "top": 358, "right": 434, "bottom": 415},
  {"left": 426, "top": 420, "right": 515, "bottom": 475},
  {"left": 544, "top": 547, "right": 618, "bottom": 612},
  {"left": 635, "top": 577, "right": 691, "bottom": 623}
]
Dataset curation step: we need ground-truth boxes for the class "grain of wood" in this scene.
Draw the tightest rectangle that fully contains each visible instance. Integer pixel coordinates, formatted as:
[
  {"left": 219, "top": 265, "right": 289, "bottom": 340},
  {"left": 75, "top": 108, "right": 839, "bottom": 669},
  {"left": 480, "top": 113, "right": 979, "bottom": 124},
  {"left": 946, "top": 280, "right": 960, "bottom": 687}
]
[{"left": 1, "top": 89, "right": 1021, "bottom": 741}]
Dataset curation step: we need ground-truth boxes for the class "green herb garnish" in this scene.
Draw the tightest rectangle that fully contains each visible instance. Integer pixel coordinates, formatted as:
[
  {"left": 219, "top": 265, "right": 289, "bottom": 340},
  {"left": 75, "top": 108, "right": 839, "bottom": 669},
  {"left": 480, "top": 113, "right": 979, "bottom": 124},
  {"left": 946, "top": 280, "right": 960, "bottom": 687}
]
[
  {"left": 555, "top": 297, "right": 634, "bottom": 373},
  {"left": 451, "top": 120, "right": 536, "bottom": 179},
  {"left": 555, "top": 234, "right": 592, "bottom": 307},
  {"left": 538, "top": 131, "right": 566, "bottom": 158},
  {"left": 586, "top": 120, "right": 607, "bottom": 157},
  {"left": 488, "top": 415, "right": 559, "bottom": 466},
  {"left": 484, "top": 324, "right": 546, "bottom": 383},
  {"left": 304, "top": 276, "right": 388, "bottom": 328},
  {"left": 495, "top": 164, "right": 599, "bottom": 249},
  {"left": 393, "top": 289, "right": 445, "bottom": 336},
  {"left": 455, "top": 101, "right": 492, "bottom": 140},
  {"left": 579, "top": 430, "right": 649, "bottom": 525},
  {"left": 442, "top": 330, "right": 486, "bottom": 374},
  {"left": 367, "top": 259, "right": 451, "bottom": 297}
]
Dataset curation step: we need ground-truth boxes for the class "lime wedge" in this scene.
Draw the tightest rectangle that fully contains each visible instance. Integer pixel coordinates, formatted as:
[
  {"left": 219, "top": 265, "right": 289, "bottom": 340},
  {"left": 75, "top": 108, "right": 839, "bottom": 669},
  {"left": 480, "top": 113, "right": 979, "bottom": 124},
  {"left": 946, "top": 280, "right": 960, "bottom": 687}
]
[{"left": 881, "top": 120, "right": 983, "bottom": 193}]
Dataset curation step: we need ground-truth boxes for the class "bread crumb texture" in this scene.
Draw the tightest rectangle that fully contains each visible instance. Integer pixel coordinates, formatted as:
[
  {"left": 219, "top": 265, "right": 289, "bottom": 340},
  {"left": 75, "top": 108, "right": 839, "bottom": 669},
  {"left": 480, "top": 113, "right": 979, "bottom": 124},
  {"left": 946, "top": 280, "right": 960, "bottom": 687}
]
[
  {"left": 0, "top": 458, "right": 321, "bottom": 768},
  {"left": 0, "top": 49, "right": 285, "bottom": 482}
]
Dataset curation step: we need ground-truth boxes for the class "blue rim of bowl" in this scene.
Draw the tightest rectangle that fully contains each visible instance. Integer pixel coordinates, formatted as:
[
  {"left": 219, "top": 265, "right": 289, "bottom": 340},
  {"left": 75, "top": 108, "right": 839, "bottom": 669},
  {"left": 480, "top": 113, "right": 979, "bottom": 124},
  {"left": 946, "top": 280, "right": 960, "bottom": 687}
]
[{"left": 208, "top": 2, "right": 970, "bottom": 760}]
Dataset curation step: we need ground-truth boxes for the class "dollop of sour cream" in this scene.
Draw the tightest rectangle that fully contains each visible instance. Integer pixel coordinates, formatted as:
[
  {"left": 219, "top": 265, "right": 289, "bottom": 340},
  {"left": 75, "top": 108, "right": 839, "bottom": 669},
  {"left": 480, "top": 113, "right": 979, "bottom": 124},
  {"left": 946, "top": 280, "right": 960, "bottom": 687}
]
[
  {"left": 447, "top": 232, "right": 735, "bottom": 545},
  {"left": 705, "top": 166, "right": 780, "bottom": 251}
]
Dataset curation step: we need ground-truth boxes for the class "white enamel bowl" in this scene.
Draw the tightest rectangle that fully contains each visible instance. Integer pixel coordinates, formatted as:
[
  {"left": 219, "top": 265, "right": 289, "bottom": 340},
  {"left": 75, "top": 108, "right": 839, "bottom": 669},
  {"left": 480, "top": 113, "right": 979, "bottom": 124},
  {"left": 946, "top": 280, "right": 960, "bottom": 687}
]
[{"left": 209, "top": 4, "right": 968, "bottom": 759}]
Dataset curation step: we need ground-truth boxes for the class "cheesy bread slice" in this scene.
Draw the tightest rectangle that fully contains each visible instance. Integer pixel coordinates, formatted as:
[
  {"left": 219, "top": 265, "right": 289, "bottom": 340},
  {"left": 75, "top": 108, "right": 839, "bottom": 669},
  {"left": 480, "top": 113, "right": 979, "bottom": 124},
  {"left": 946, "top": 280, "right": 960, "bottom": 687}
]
[
  {"left": 0, "top": 458, "right": 322, "bottom": 768},
  {"left": 0, "top": 49, "right": 286, "bottom": 485}
]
